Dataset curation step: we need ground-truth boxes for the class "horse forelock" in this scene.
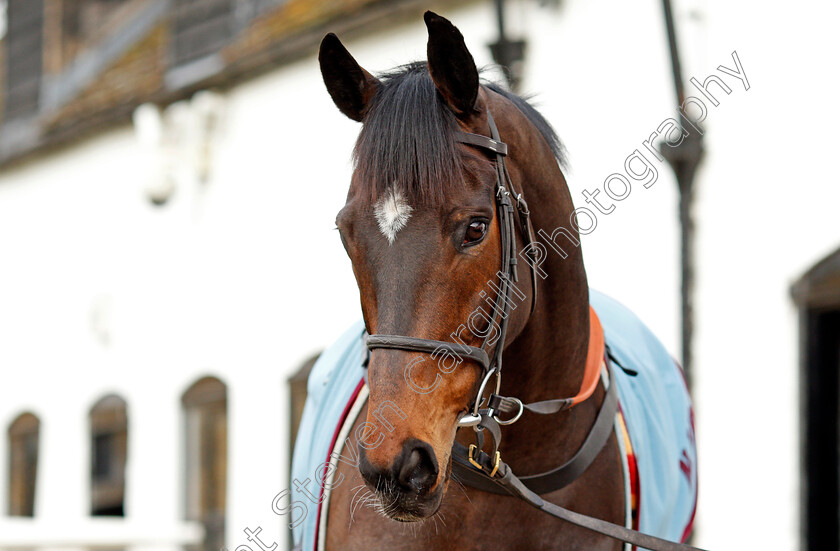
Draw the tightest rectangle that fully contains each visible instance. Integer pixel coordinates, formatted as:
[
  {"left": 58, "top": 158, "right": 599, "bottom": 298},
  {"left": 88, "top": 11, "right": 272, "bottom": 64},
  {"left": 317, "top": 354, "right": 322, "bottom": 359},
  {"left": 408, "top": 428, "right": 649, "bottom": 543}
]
[
  {"left": 351, "top": 63, "right": 566, "bottom": 210},
  {"left": 352, "top": 62, "right": 462, "bottom": 206}
]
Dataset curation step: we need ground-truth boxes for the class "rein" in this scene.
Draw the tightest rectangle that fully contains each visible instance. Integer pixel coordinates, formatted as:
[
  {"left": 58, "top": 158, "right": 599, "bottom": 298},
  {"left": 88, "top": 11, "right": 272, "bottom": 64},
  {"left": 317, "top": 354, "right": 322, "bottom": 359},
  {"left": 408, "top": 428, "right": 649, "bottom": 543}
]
[{"left": 364, "top": 109, "right": 707, "bottom": 551}]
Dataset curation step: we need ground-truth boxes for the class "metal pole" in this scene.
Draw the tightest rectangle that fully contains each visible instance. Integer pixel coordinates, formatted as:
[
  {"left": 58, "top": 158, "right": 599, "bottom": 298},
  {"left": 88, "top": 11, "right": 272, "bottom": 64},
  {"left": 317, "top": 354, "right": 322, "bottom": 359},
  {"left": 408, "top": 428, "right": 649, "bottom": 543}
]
[
  {"left": 489, "top": 0, "right": 526, "bottom": 91},
  {"left": 495, "top": 0, "right": 506, "bottom": 38},
  {"left": 659, "top": 0, "right": 703, "bottom": 390},
  {"left": 661, "top": 0, "right": 685, "bottom": 104}
]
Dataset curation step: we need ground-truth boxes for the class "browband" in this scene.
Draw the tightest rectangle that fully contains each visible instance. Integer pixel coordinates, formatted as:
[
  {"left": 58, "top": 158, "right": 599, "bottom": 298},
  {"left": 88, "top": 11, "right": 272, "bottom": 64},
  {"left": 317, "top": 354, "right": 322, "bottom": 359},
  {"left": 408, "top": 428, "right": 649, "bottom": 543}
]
[{"left": 456, "top": 131, "right": 508, "bottom": 156}]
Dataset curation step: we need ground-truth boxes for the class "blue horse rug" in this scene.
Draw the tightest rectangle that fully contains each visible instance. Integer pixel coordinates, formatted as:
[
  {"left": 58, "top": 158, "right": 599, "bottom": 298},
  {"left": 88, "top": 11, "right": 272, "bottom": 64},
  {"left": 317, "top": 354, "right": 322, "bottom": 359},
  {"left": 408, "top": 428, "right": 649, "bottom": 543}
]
[{"left": 290, "top": 290, "right": 697, "bottom": 550}]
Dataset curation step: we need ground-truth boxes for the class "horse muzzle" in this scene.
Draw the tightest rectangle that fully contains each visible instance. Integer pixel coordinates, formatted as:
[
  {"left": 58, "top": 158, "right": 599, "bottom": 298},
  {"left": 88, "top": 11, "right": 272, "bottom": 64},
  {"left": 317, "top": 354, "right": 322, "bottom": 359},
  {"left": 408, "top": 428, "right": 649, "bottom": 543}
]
[{"left": 358, "top": 438, "right": 444, "bottom": 520}]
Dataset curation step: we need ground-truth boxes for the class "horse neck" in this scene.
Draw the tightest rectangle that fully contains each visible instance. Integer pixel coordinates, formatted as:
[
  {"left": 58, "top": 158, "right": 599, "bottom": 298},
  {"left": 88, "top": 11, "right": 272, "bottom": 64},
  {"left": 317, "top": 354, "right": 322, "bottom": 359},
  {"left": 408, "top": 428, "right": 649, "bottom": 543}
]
[{"left": 491, "top": 142, "right": 601, "bottom": 472}]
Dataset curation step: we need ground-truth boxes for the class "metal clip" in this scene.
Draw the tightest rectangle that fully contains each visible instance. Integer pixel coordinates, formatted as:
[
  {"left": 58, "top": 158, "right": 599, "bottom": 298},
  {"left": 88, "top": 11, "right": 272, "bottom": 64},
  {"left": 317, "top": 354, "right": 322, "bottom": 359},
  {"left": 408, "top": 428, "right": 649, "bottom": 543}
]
[
  {"left": 458, "top": 412, "right": 482, "bottom": 427},
  {"left": 457, "top": 368, "right": 500, "bottom": 429},
  {"left": 515, "top": 193, "right": 530, "bottom": 216},
  {"left": 494, "top": 397, "right": 524, "bottom": 426}
]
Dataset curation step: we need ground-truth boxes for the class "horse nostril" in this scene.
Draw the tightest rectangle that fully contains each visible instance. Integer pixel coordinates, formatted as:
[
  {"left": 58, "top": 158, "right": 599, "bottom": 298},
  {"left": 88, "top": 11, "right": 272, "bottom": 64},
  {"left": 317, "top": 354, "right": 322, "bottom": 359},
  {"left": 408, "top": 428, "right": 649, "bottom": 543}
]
[
  {"left": 358, "top": 440, "right": 439, "bottom": 496},
  {"left": 358, "top": 448, "right": 380, "bottom": 488},
  {"left": 397, "top": 440, "right": 438, "bottom": 493}
]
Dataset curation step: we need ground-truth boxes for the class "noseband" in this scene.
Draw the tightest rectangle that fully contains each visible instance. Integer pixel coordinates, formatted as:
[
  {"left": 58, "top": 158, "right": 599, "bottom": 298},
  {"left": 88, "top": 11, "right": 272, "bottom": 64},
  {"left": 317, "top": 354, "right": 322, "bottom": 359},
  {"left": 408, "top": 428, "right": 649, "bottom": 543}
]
[{"left": 365, "top": 109, "right": 539, "bottom": 427}]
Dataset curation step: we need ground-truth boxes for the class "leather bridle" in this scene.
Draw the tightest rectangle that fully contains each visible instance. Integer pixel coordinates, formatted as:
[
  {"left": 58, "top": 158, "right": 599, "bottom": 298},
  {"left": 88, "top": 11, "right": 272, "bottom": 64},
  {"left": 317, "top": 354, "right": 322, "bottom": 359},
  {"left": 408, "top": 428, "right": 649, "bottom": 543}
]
[
  {"left": 363, "top": 109, "right": 707, "bottom": 551},
  {"left": 366, "top": 110, "right": 536, "bottom": 428}
]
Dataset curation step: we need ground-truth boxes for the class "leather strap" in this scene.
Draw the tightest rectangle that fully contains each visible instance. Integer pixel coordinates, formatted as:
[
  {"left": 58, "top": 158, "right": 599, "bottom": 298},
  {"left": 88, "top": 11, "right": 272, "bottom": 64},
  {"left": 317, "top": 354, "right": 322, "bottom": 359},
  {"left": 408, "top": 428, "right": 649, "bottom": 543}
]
[
  {"left": 365, "top": 334, "right": 491, "bottom": 371},
  {"left": 449, "top": 366, "right": 704, "bottom": 551},
  {"left": 452, "top": 361, "right": 619, "bottom": 495},
  {"left": 501, "top": 307, "right": 606, "bottom": 416},
  {"left": 459, "top": 112, "right": 537, "bottom": 317},
  {"left": 457, "top": 130, "right": 508, "bottom": 156},
  {"left": 449, "top": 361, "right": 705, "bottom": 551},
  {"left": 493, "top": 462, "right": 707, "bottom": 551}
]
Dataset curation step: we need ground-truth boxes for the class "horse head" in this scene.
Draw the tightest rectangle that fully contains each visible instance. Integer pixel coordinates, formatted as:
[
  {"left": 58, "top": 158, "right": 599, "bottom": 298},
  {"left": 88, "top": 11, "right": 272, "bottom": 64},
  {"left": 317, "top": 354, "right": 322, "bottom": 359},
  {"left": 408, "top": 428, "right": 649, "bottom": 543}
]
[{"left": 319, "top": 11, "right": 583, "bottom": 522}]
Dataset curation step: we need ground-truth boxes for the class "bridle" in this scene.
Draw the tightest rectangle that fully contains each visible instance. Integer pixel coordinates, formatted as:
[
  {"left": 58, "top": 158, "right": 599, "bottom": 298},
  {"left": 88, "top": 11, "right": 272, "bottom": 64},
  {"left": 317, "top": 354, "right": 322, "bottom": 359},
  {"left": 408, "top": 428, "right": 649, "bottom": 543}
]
[
  {"left": 365, "top": 110, "right": 539, "bottom": 429},
  {"left": 365, "top": 110, "right": 603, "bottom": 428},
  {"left": 362, "top": 108, "right": 707, "bottom": 551}
]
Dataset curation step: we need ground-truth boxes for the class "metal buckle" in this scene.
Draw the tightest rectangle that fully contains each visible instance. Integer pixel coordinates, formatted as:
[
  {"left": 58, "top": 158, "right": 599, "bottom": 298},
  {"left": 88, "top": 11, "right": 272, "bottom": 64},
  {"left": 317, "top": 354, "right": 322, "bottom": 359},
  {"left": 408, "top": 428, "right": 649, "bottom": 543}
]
[
  {"left": 468, "top": 444, "right": 501, "bottom": 477},
  {"left": 490, "top": 451, "right": 501, "bottom": 477},
  {"left": 468, "top": 444, "right": 481, "bottom": 469}
]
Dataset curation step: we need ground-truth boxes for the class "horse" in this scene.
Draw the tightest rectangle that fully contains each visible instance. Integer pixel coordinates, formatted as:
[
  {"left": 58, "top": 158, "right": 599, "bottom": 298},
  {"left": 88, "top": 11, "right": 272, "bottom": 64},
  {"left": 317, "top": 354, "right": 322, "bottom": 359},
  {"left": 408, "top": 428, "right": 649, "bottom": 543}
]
[{"left": 291, "top": 11, "right": 698, "bottom": 551}]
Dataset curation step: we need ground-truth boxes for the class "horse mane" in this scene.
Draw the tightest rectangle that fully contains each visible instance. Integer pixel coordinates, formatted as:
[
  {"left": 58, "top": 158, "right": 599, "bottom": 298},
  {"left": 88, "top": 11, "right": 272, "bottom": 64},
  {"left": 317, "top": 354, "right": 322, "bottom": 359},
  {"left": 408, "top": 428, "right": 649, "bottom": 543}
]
[
  {"left": 483, "top": 81, "right": 567, "bottom": 169},
  {"left": 353, "top": 62, "right": 566, "bottom": 204}
]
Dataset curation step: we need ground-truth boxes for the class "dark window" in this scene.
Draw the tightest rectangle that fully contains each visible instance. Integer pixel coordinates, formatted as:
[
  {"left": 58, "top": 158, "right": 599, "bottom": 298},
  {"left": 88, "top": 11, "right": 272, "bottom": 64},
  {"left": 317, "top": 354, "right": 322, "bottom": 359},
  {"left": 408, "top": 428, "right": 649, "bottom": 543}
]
[
  {"left": 92, "top": 434, "right": 114, "bottom": 478},
  {"left": 62, "top": 0, "right": 83, "bottom": 40},
  {"left": 171, "top": 0, "right": 232, "bottom": 67},
  {"left": 3, "top": 0, "right": 44, "bottom": 120},
  {"left": 61, "top": 1, "right": 128, "bottom": 40},
  {"left": 8, "top": 412, "right": 40, "bottom": 517},
  {"left": 793, "top": 245, "right": 840, "bottom": 551},
  {"left": 183, "top": 376, "right": 227, "bottom": 551},
  {"left": 60, "top": 0, "right": 128, "bottom": 65},
  {"left": 89, "top": 394, "right": 128, "bottom": 517}
]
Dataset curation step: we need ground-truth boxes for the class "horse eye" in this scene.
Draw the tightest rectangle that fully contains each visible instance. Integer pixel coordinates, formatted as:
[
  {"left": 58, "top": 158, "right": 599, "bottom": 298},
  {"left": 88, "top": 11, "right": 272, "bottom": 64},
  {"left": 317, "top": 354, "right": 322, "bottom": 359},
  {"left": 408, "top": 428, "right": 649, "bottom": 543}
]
[{"left": 463, "top": 220, "right": 488, "bottom": 245}]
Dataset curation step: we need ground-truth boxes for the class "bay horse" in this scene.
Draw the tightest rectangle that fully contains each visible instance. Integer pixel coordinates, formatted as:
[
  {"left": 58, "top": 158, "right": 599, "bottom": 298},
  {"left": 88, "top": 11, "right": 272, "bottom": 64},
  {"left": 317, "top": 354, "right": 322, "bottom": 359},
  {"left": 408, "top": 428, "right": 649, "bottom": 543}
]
[{"left": 301, "top": 11, "right": 699, "bottom": 551}]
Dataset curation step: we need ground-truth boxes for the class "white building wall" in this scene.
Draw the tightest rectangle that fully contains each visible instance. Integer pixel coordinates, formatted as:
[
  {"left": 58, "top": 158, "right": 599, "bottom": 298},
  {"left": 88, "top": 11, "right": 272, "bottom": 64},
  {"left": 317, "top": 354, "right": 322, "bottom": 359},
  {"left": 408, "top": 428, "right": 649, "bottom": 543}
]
[{"left": 1, "top": 0, "right": 839, "bottom": 549}]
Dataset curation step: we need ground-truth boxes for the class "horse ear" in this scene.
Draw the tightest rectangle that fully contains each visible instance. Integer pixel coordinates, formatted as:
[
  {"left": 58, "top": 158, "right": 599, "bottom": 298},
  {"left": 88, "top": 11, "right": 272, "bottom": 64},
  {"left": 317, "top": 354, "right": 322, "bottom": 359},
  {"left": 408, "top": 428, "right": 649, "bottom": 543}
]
[
  {"left": 319, "top": 33, "right": 380, "bottom": 122},
  {"left": 424, "top": 11, "right": 479, "bottom": 117}
]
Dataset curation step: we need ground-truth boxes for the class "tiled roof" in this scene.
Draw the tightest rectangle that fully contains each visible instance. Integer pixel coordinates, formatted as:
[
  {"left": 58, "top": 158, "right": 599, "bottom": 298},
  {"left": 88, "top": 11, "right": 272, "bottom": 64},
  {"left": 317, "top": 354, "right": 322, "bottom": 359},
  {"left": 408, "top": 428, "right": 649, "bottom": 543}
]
[
  {"left": 0, "top": 0, "right": 469, "bottom": 169},
  {"left": 44, "top": 24, "right": 169, "bottom": 142}
]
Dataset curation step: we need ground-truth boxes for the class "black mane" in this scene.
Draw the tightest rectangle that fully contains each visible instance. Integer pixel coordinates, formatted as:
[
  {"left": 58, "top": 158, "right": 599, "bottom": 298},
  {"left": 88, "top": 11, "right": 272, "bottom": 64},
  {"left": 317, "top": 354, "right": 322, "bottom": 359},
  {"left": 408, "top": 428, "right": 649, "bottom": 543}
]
[
  {"left": 353, "top": 62, "right": 566, "bottom": 204},
  {"left": 484, "top": 81, "right": 567, "bottom": 168}
]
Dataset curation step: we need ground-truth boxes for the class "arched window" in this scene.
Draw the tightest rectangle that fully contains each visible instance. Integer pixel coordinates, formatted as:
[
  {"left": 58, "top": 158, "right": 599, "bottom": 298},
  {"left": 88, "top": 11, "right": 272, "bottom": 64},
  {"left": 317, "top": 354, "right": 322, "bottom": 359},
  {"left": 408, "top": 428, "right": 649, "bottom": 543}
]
[
  {"left": 793, "top": 245, "right": 840, "bottom": 550},
  {"left": 182, "top": 377, "right": 227, "bottom": 551},
  {"left": 89, "top": 394, "right": 127, "bottom": 516},
  {"left": 7, "top": 412, "right": 39, "bottom": 516},
  {"left": 288, "top": 353, "right": 320, "bottom": 457}
]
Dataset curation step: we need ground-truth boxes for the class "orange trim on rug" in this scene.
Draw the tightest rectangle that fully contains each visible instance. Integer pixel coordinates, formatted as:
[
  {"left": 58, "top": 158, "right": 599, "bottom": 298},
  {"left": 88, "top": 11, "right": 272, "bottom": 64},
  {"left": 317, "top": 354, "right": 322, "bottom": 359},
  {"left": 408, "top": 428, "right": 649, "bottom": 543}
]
[{"left": 571, "top": 306, "right": 606, "bottom": 406}]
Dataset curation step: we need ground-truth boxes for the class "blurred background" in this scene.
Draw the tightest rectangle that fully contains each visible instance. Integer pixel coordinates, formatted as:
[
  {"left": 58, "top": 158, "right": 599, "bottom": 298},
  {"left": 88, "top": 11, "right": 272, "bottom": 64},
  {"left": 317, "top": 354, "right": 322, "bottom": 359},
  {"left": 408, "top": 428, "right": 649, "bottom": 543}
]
[{"left": 0, "top": 0, "right": 837, "bottom": 550}]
